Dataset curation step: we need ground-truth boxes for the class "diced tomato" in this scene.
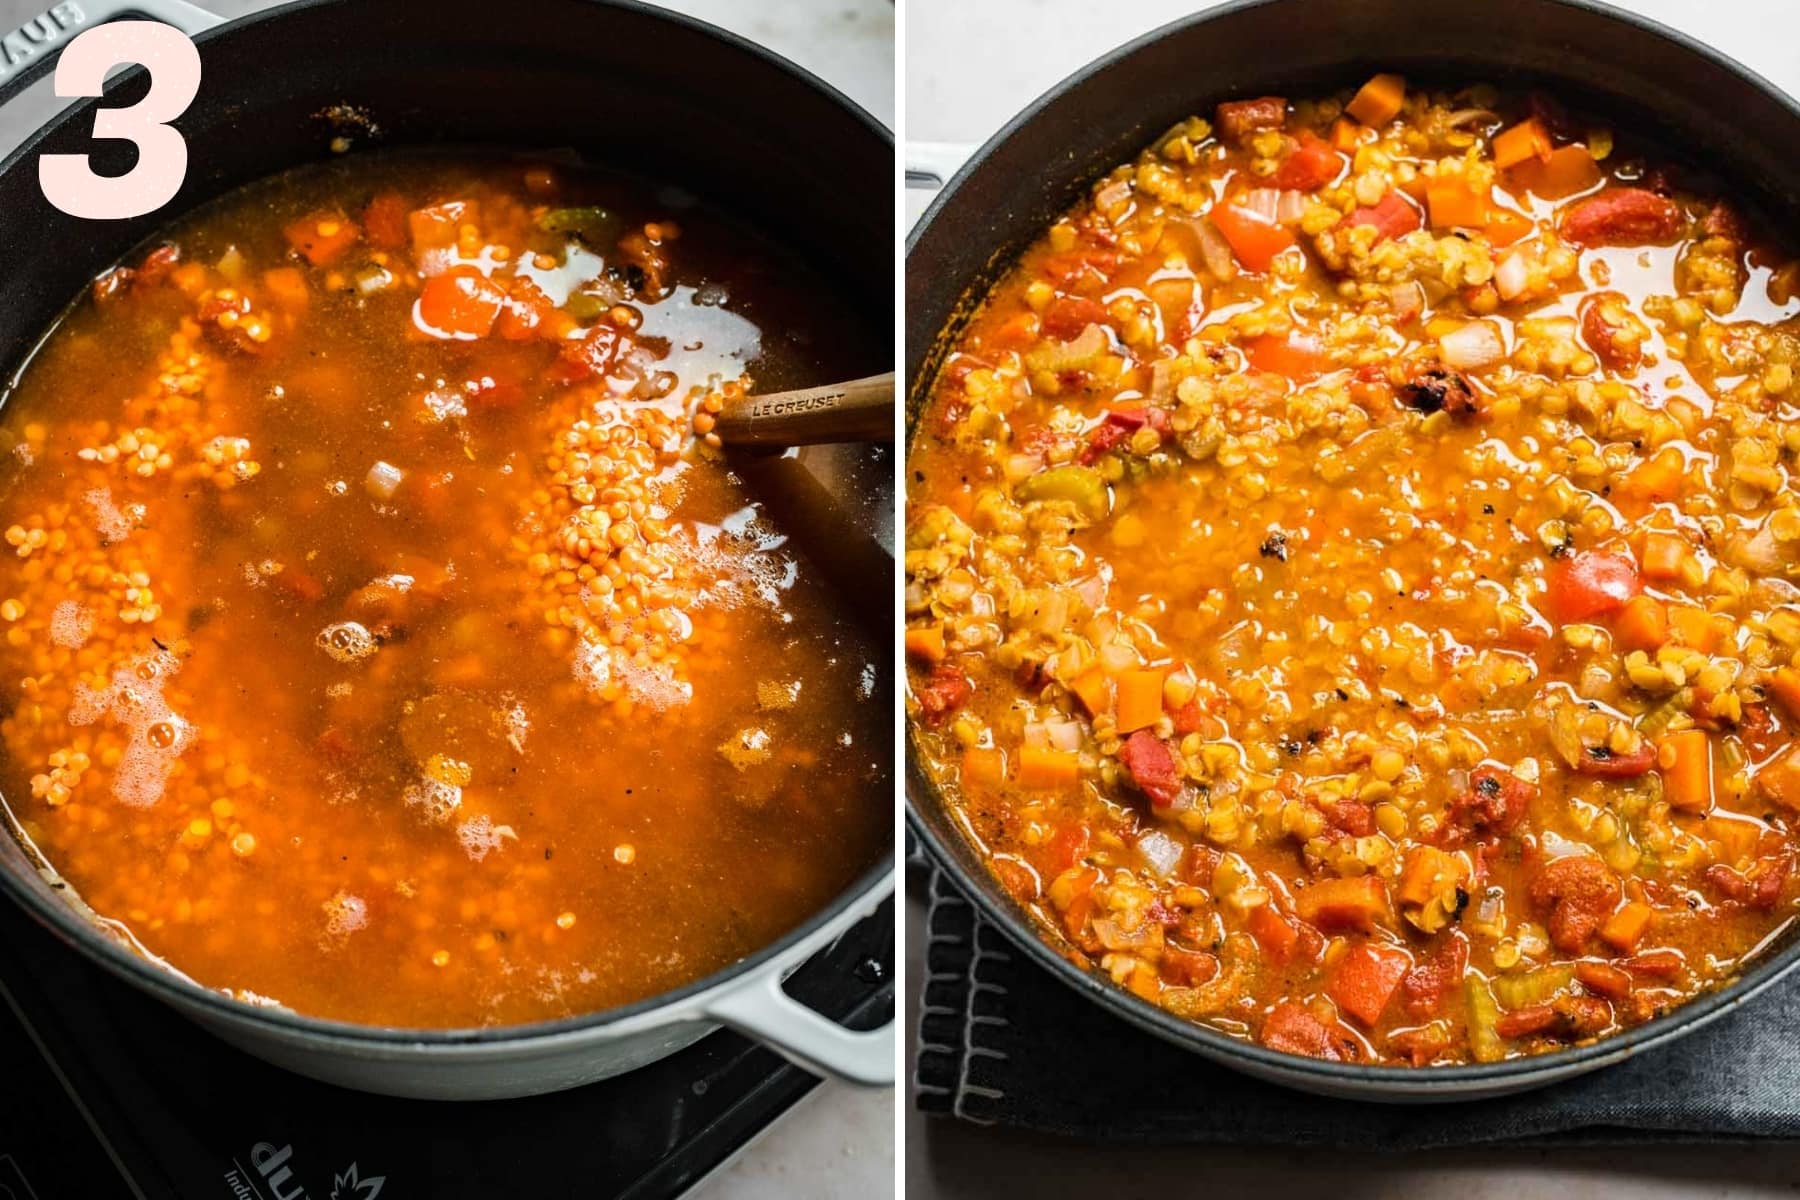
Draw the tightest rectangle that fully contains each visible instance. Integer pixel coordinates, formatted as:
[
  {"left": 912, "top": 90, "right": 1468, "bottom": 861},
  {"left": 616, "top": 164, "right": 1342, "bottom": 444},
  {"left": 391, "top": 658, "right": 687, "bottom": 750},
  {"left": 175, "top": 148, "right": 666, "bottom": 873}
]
[
  {"left": 1294, "top": 876, "right": 1390, "bottom": 932},
  {"left": 1622, "top": 949, "right": 1685, "bottom": 980},
  {"left": 1118, "top": 730, "right": 1181, "bottom": 807},
  {"left": 1447, "top": 764, "right": 1535, "bottom": 839},
  {"left": 1243, "top": 331, "right": 1330, "bottom": 381},
  {"left": 409, "top": 200, "right": 474, "bottom": 250},
  {"left": 1495, "top": 1003, "right": 1559, "bottom": 1039},
  {"left": 1039, "top": 249, "right": 1120, "bottom": 288},
  {"left": 415, "top": 268, "right": 506, "bottom": 340},
  {"left": 134, "top": 244, "right": 181, "bottom": 289},
  {"left": 549, "top": 323, "right": 628, "bottom": 384},
  {"left": 1325, "top": 942, "right": 1412, "bottom": 1026},
  {"left": 1041, "top": 295, "right": 1110, "bottom": 341},
  {"left": 1572, "top": 742, "right": 1658, "bottom": 778},
  {"left": 1529, "top": 855, "right": 1621, "bottom": 954},
  {"left": 1259, "top": 1002, "right": 1356, "bottom": 1061},
  {"left": 1560, "top": 188, "right": 1683, "bottom": 247},
  {"left": 1248, "top": 903, "right": 1301, "bottom": 964},
  {"left": 496, "top": 276, "right": 556, "bottom": 341},
  {"left": 1216, "top": 96, "right": 1287, "bottom": 142},
  {"left": 1039, "top": 824, "right": 1090, "bottom": 876},
  {"left": 1209, "top": 203, "right": 1296, "bottom": 273},
  {"left": 1388, "top": 1026, "right": 1450, "bottom": 1066},
  {"left": 1338, "top": 192, "right": 1422, "bottom": 243},
  {"left": 1575, "top": 960, "right": 1633, "bottom": 1001},
  {"left": 1163, "top": 946, "right": 1221, "bottom": 988},
  {"left": 283, "top": 211, "right": 360, "bottom": 266},
  {"left": 1399, "top": 934, "right": 1469, "bottom": 1020},
  {"left": 1078, "top": 405, "right": 1170, "bottom": 464},
  {"left": 915, "top": 665, "right": 972, "bottom": 725},
  {"left": 1271, "top": 131, "right": 1344, "bottom": 191},
  {"left": 363, "top": 191, "right": 410, "bottom": 250},
  {"left": 1543, "top": 550, "right": 1641, "bottom": 624}
]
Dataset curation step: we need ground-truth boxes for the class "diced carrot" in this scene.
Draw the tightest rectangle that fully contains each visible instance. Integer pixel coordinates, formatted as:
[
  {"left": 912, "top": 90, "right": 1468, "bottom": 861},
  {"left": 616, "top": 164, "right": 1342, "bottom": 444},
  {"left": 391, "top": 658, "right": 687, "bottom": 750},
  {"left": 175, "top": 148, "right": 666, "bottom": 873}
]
[
  {"left": 1346, "top": 73, "right": 1406, "bottom": 126},
  {"left": 409, "top": 200, "right": 474, "bottom": 250},
  {"left": 1492, "top": 118, "right": 1553, "bottom": 169},
  {"left": 1759, "top": 746, "right": 1800, "bottom": 812},
  {"left": 1769, "top": 666, "right": 1800, "bottom": 718},
  {"left": 1667, "top": 605, "right": 1722, "bottom": 653},
  {"left": 1396, "top": 846, "right": 1456, "bottom": 907},
  {"left": 1209, "top": 203, "right": 1296, "bottom": 273},
  {"left": 1702, "top": 814, "right": 1763, "bottom": 865},
  {"left": 1017, "top": 747, "right": 1081, "bottom": 791},
  {"left": 1575, "top": 960, "right": 1632, "bottom": 1001},
  {"left": 1613, "top": 594, "right": 1669, "bottom": 652},
  {"left": 1426, "top": 178, "right": 1490, "bottom": 229},
  {"left": 283, "top": 211, "right": 360, "bottom": 266},
  {"left": 1599, "top": 900, "right": 1653, "bottom": 952},
  {"left": 170, "top": 261, "right": 210, "bottom": 297},
  {"left": 1115, "top": 668, "right": 1166, "bottom": 733},
  {"left": 1325, "top": 942, "right": 1412, "bottom": 1026},
  {"left": 1294, "top": 876, "right": 1391, "bottom": 932},
  {"left": 1640, "top": 530, "right": 1687, "bottom": 580},
  {"left": 1622, "top": 949, "right": 1685, "bottom": 980},
  {"left": 1247, "top": 903, "right": 1300, "bottom": 964},
  {"left": 1658, "top": 728, "right": 1713, "bottom": 813},
  {"left": 1330, "top": 116, "right": 1359, "bottom": 151},
  {"left": 961, "top": 747, "right": 1006, "bottom": 788},
  {"left": 1510, "top": 145, "right": 1602, "bottom": 200},
  {"left": 1485, "top": 210, "right": 1533, "bottom": 247},
  {"left": 1621, "top": 447, "right": 1685, "bottom": 502},
  {"left": 905, "top": 626, "right": 947, "bottom": 664},
  {"left": 990, "top": 311, "right": 1040, "bottom": 350},
  {"left": 1069, "top": 667, "right": 1114, "bottom": 717},
  {"left": 260, "top": 266, "right": 309, "bottom": 311},
  {"left": 1243, "top": 331, "right": 1330, "bottom": 381}
]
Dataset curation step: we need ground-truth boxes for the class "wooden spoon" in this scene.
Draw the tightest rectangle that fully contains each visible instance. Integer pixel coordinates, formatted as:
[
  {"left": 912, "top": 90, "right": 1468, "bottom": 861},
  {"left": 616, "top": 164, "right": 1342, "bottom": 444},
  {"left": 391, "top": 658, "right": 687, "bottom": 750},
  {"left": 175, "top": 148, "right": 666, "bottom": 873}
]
[{"left": 711, "top": 372, "right": 893, "bottom": 447}]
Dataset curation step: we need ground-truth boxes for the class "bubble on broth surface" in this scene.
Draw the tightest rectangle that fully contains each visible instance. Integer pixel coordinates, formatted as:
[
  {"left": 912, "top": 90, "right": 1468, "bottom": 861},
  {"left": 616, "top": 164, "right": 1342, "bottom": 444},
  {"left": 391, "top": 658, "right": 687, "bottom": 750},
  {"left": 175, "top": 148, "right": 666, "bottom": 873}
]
[
  {"left": 317, "top": 621, "right": 377, "bottom": 664},
  {"left": 457, "top": 814, "right": 517, "bottom": 861},
  {"left": 66, "top": 648, "right": 191, "bottom": 806},
  {"left": 83, "top": 487, "right": 138, "bottom": 544},
  {"left": 405, "top": 776, "right": 461, "bottom": 823},
  {"left": 615, "top": 657, "right": 691, "bottom": 711},
  {"left": 49, "top": 600, "right": 92, "bottom": 648},
  {"left": 322, "top": 890, "right": 368, "bottom": 938}
]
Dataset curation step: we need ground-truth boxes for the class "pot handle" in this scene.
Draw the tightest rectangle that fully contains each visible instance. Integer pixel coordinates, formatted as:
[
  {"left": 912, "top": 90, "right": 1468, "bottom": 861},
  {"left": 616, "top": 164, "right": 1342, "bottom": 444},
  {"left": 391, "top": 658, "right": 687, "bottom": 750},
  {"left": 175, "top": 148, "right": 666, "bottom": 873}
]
[
  {"left": 905, "top": 140, "right": 975, "bottom": 191},
  {"left": 0, "top": 0, "right": 223, "bottom": 113},
  {"left": 703, "top": 969, "right": 893, "bottom": 1087}
]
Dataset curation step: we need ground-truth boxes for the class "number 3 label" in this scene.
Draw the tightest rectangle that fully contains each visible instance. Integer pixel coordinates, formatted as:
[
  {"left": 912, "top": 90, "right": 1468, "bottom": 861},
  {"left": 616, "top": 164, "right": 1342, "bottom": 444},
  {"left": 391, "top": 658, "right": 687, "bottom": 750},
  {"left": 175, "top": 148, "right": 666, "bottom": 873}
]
[{"left": 39, "top": 21, "right": 199, "bottom": 220}]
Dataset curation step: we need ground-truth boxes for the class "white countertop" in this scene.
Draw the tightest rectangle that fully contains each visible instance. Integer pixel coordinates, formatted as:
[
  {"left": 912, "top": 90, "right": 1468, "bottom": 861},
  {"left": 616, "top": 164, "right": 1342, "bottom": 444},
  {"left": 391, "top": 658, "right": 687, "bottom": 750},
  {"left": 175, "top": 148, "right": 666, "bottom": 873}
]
[
  {"left": 0, "top": 0, "right": 895, "bottom": 1197},
  {"left": 905, "top": 0, "right": 1800, "bottom": 1195}
]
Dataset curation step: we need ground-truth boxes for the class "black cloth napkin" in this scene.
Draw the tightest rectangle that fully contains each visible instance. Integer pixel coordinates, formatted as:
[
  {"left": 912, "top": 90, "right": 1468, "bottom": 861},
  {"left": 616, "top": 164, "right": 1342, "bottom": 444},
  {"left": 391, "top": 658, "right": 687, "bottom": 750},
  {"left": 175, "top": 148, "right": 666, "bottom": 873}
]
[{"left": 912, "top": 854, "right": 1800, "bottom": 1146}]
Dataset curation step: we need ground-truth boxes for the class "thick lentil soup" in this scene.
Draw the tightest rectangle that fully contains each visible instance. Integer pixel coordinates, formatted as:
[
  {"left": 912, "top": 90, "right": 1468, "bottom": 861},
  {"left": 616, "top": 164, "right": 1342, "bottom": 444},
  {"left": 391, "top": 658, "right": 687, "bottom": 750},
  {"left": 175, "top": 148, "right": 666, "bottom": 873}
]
[
  {"left": 907, "top": 76, "right": 1800, "bottom": 1066},
  {"left": 0, "top": 154, "right": 888, "bottom": 1027}
]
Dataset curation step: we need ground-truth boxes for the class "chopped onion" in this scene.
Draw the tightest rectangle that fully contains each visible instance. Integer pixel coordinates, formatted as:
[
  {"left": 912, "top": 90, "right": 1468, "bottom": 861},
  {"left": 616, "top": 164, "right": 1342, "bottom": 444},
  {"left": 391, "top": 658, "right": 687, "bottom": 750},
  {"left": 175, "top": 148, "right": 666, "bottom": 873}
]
[
  {"left": 1276, "top": 188, "right": 1307, "bottom": 226},
  {"left": 904, "top": 580, "right": 929, "bottom": 614},
  {"left": 1195, "top": 217, "right": 1238, "bottom": 281},
  {"left": 1438, "top": 320, "right": 1505, "bottom": 371},
  {"left": 1023, "top": 719, "right": 1083, "bottom": 752},
  {"left": 1024, "top": 322, "right": 1108, "bottom": 373},
  {"left": 1494, "top": 250, "right": 1531, "bottom": 301},
  {"left": 1004, "top": 452, "right": 1045, "bottom": 484},
  {"left": 1137, "top": 830, "right": 1184, "bottom": 878},
  {"left": 364, "top": 460, "right": 407, "bottom": 500},
  {"left": 1387, "top": 282, "right": 1424, "bottom": 323},
  {"left": 1242, "top": 188, "right": 1280, "bottom": 223},
  {"left": 1098, "top": 641, "right": 1138, "bottom": 673},
  {"left": 1095, "top": 178, "right": 1133, "bottom": 211},
  {"left": 216, "top": 246, "right": 246, "bottom": 284},
  {"left": 1074, "top": 574, "right": 1109, "bottom": 610}
]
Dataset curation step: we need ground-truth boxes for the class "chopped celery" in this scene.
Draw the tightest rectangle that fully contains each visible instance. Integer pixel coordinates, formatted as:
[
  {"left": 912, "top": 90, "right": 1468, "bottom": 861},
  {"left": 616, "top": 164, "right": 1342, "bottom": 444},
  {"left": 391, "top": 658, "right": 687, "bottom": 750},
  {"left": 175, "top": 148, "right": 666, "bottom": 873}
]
[
  {"left": 1466, "top": 975, "right": 1505, "bottom": 1064},
  {"left": 1491, "top": 963, "right": 1573, "bottom": 1010},
  {"left": 1015, "top": 465, "right": 1110, "bottom": 523},
  {"left": 538, "top": 206, "right": 616, "bottom": 242}
]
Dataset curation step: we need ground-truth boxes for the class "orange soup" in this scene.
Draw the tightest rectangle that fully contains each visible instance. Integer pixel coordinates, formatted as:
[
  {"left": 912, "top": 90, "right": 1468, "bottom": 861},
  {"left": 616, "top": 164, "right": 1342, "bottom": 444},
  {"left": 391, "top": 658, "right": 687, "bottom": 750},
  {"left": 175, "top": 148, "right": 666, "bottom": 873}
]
[{"left": 0, "top": 154, "right": 888, "bottom": 1028}]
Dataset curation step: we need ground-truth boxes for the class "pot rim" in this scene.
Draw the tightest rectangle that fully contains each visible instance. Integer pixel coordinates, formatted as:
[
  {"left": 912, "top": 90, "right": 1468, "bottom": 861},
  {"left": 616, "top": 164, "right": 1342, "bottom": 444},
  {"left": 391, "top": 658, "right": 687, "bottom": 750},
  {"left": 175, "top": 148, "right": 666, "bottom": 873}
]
[
  {"left": 0, "top": 0, "right": 897, "bottom": 1048},
  {"left": 903, "top": 0, "right": 1800, "bottom": 1089}
]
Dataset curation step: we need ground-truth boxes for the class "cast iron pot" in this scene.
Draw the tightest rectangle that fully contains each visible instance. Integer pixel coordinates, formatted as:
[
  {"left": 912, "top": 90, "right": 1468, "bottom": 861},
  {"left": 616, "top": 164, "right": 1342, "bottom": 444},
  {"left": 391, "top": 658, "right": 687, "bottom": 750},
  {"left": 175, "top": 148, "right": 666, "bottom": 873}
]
[
  {"left": 907, "top": 0, "right": 1800, "bottom": 1101},
  {"left": 0, "top": 0, "right": 894, "bottom": 1100}
]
